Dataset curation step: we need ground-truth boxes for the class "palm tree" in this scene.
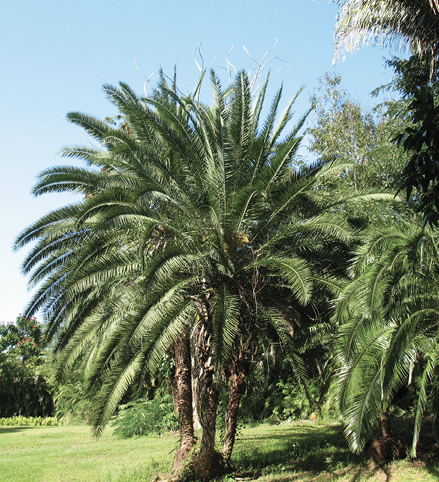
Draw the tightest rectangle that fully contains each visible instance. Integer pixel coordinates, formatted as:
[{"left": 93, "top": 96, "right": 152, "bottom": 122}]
[
  {"left": 334, "top": 0, "right": 439, "bottom": 73},
  {"left": 16, "top": 78, "right": 203, "bottom": 472},
  {"left": 16, "top": 70, "right": 389, "bottom": 479},
  {"left": 334, "top": 222, "right": 439, "bottom": 458}
]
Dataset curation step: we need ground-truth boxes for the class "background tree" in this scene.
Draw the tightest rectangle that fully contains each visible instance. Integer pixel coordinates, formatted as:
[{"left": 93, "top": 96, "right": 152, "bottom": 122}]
[
  {"left": 308, "top": 73, "right": 410, "bottom": 224},
  {"left": 309, "top": 73, "right": 377, "bottom": 193},
  {"left": 394, "top": 86, "right": 439, "bottom": 226},
  {"left": 334, "top": 0, "right": 439, "bottom": 225},
  {"left": 0, "top": 315, "right": 53, "bottom": 417},
  {"left": 0, "top": 315, "right": 42, "bottom": 359},
  {"left": 374, "top": 55, "right": 439, "bottom": 225}
]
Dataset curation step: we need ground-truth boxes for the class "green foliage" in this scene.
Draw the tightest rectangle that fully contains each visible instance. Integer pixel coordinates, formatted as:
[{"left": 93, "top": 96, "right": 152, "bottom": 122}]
[
  {"left": 395, "top": 86, "right": 439, "bottom": 226},
  {"left": 110, "top": 396, "right": 178, "bottom": 438},
  {"left": 243, "top": 378, "right": 337, "bottom": 422},
  {"left": 264, "top": 380, "right": 318, "bottom": 420},
  {"left": 309, "top": 73, "right": 377, "bottom": 192},
  {"left": 51, "top": 371, "right": 96, "bottom": 424},
  {"left": 308, "top": 73, "right": 413, "bottom": 229},
  {"left": 309, "top": 73, "right": 409, "bottom": 196},
  {"left": 374, "top": 55, "right": 439, "bottom": 226},
  {"left": 0, "top": 315, "right": 43, "bottom": 359},
  {"left": 0, "top": 353, "right": 54, "bottom": 417},
  {"left": 238, "top": 339, "right": 338, "bottom": 423},
  {"left": 383, "top": 55, "right": 439, "bottom": 98},
  {"left": 0, "top": 415, "right": 60, "bottom": 426},
  {"left": 334, "top": 223, "right": 439, "bottom": 456},
  {"left": 0, "top": 315, "right": 53, "bottom": 418}
]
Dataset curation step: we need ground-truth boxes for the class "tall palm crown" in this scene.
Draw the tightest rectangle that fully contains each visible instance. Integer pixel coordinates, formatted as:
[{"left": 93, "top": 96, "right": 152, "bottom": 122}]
[
  {"left": 16, "top": 71, "right": 357, "bottom": 439},
  {"left": 335, "top": 0, "right": 439, "bottom": 71}
]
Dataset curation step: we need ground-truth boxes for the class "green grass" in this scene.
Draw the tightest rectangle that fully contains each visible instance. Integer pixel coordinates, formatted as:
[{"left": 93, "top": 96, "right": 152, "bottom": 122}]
[
  {"left": 232, "top": 420, "right": 439, "bottom": 482},
  {"left": 0, "top": 425, "right": 176, "bottom": 482},
  {"left": 1, "top": 421, "right": 439, "bottom": 481}
]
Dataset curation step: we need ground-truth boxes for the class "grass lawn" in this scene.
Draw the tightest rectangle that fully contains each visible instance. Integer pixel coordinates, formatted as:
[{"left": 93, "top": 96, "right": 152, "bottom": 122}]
[
  {"left": 0, "top": 425, "right": 175, "bottom": 482},
  {"left": 233, "top": 421, "right": 439, "bottom": 481},
  {"left": 1, "top": 421, "right": 439, "bottom": 481}
]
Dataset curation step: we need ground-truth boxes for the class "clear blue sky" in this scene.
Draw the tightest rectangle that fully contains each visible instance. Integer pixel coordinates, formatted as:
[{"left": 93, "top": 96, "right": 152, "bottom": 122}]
[{"left": 0, "top": 0, "right": 399, "bottom": 322}]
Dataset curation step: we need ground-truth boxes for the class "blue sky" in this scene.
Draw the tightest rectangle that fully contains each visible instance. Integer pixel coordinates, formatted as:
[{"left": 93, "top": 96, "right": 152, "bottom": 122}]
[{"left": 0, "top": 0, "right": 399, "bottom": 322}]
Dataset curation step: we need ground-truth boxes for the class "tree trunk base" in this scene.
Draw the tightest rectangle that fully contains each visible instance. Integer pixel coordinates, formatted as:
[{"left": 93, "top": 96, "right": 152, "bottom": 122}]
[
  {"left": 369, "top": 437, "right": 406, "bottom": 463},
  {"left": 172, "top": 438, "right": 197, "bottom": 476},
  {"left": 174, "top": 447, "right": 227, "bottom": 482},
  {"left": 192, "top": 449, "right": 227, "bottom": 482}
]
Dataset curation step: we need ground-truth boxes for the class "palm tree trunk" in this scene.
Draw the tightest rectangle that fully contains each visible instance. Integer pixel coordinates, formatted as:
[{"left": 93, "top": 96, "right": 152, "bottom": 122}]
[
  {"left": 192, "top": 302, "right": 225, "bottom": 481},
  {"left": 222, "top": 353, "right": 250, "bottom": 462},
  {"left": 172, "top": 330, "right": 196, "bottom": 475},
  {"left": 193, "top": 382, "right": 221, "bottom": 481},
  {"left": 381, "top": 407, "right": 392, "bottom": 439}
]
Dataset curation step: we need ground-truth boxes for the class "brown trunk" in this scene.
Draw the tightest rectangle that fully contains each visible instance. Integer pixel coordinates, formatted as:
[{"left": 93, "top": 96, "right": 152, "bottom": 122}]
[
  {"left": 171, "top": 330, "right": 197, "bottom": 475},
  {"left": 191, "top": 301, "right": 226, "bottom": 481},
  {"left": 222, "top": 353, "right": 250, "bottom": 462},
  {"left": 370, "top": 408, "right": 405, "bottom": 462},
  {"left": 381, "top": 408, "right": 392, "bottom": 439},
  {"left": 193, "top": 383, "right": 223, "bottom": 481},
  {"left": 191, "top": 341, "right": 202, "bottom": 430}
]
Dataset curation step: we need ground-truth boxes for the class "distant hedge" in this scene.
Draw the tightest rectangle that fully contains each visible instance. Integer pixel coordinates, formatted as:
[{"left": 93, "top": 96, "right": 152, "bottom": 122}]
[{"left": 0, "top": 416, "right": 60, "bottom": 426}]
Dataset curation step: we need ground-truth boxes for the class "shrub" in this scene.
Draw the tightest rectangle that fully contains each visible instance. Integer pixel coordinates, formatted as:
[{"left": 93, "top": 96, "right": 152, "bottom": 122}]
[
  {"left": 52, "top": 375, "right": 96, "bottom": 425},
  {"left": 110, "top": 396, "right": 178, "bottom": 438},
  {"left": 0, "top": 416, "right": 60, "bottom": 426}
]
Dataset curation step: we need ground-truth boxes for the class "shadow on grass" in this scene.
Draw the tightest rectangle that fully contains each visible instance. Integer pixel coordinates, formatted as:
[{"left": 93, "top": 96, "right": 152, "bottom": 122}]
[
  {"left": 233, "top": 423, "right": 351, "bottom": 468},
  {"left": 0, "top": 426, "right": 39, "bottom": 434},
  {"left": 232, "top": 421, "right": 439, "bottom": 481},
  {"left": 420, "top": 450, "right": 439, "bottom": 482},
  {"left": 231, "top": 423, "right": 397, "bottom": 481},
  {"left": 251, "top": 465, "right": 394, "bottom": 482}
]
